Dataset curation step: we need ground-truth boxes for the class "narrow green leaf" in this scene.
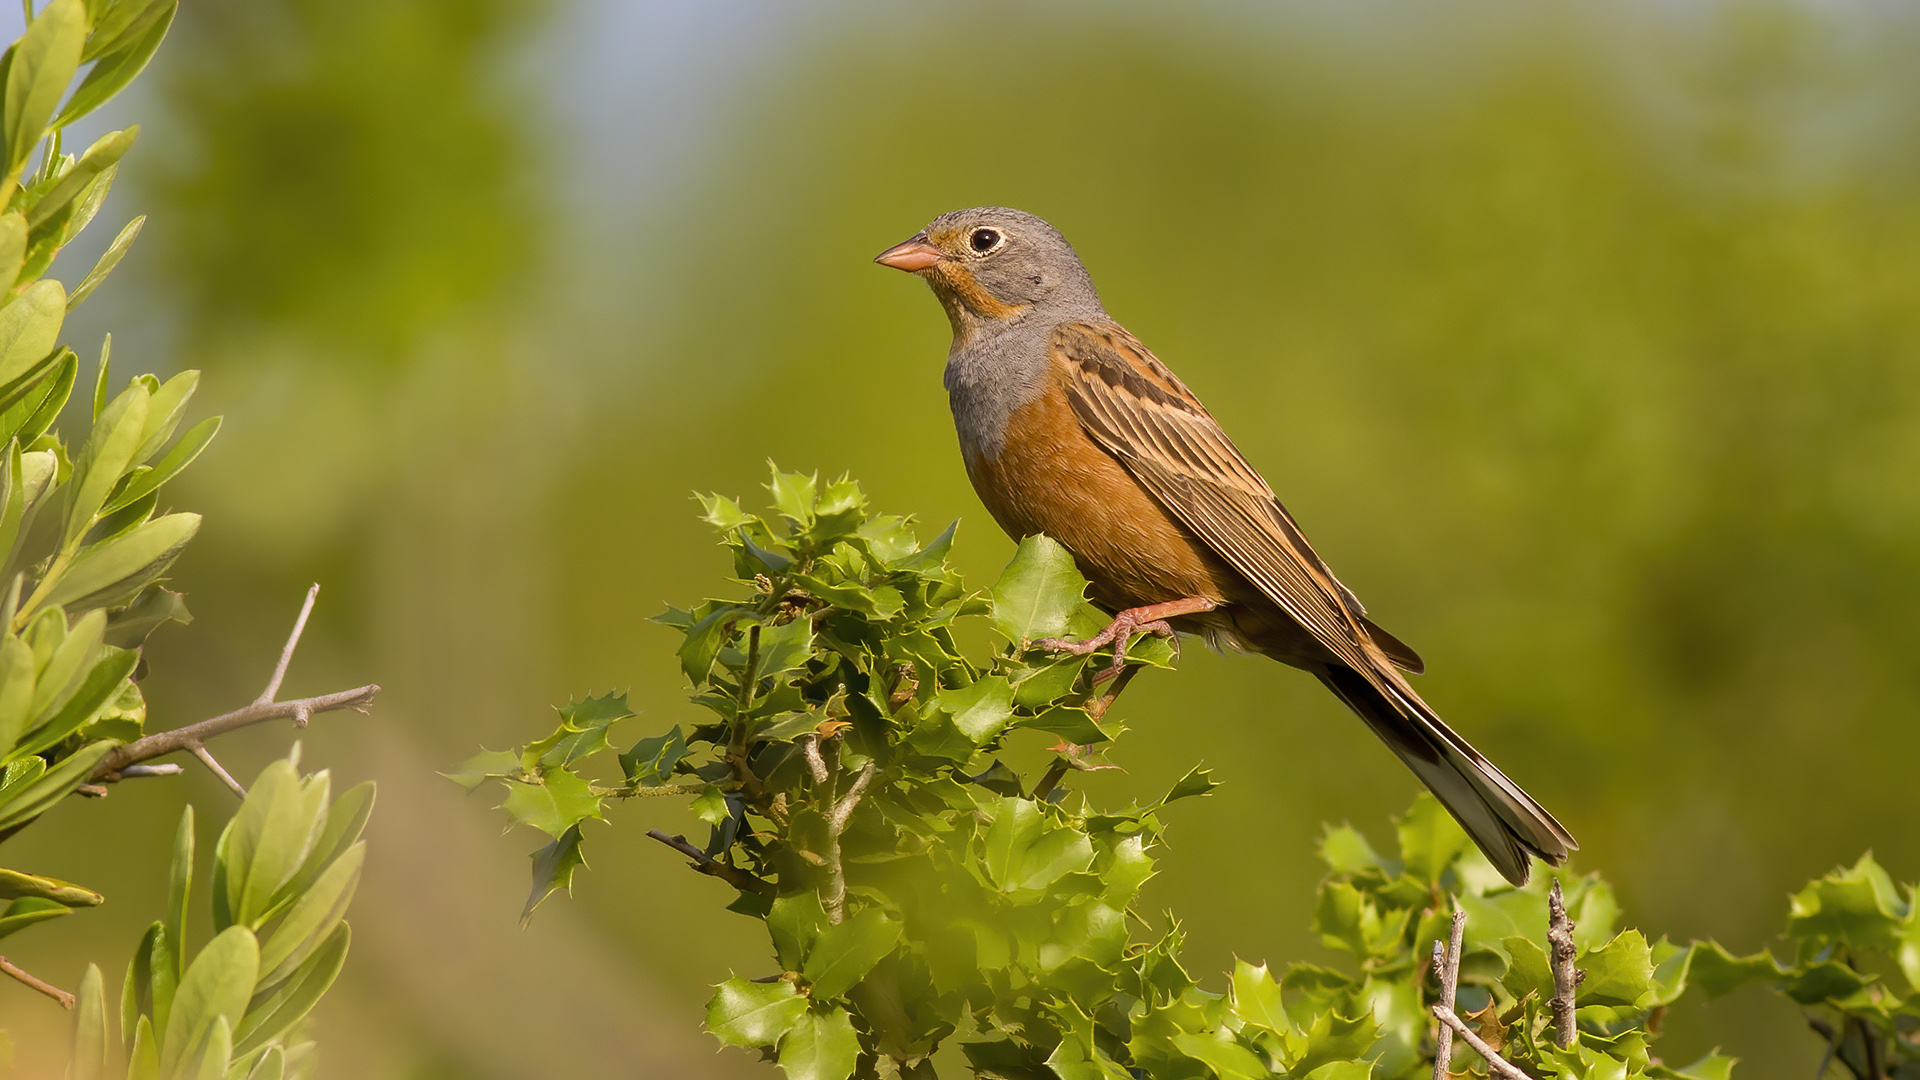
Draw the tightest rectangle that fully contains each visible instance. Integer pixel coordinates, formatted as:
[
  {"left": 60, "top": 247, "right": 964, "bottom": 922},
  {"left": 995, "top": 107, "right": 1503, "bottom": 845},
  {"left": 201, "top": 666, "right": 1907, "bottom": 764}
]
[
  {"left": 0, "top": 865, "right": 100, "bottom": 905},
  {"left": 215, "top": 759, "right": 318, "bottom": 930},
  {"left": 0, "top": 633, "right": 34, "bottom": 756},
  {"left": 132, "top": 368, "right": 198, "bottom": 466},
  {"left": 56, "top": 1, "right": 174, "bottom": 126},
  {"left": 24, "top": 607, "right": 103, "bottom": 728},
  {"left": 66, "top": 214, "right": 144, "bottom": 310},
  {"left": 0, "top": 738, "right": 115, "bottom": 830},
  {"left": 39, "top": 511, "right": 200, "bottom": 612},
  {"left": 126, "top": 1015, "right": 158, "bottom": 1080},
  {"left": 776, "top": 1006, "right": 860, "bottom": 1080},
  {"left": 0, "top": 894, "right": 69, "bottom": 939},
  {"left": 2, "top": 0, "right": 85, "bottom": 174},
  {"left": 60, "top": 382, "right": 150, "bottom": 549},
  {"left": 705, "top": 976, "right": 808, "bottom": 1049},
  {"left": 83, "top": 0, "right": 172, "bottom": 61},
  {"left": 69, "top": 964, "right": 109, "bottom": 1080},
  {"left": 158, "top": 925, "right": 256, "bottom": 1080},
  {"left": 119, "top": 921, "right": 174, "bottom": 1057},
  {"left": 0, "top": 280, "right": 66, "bottom": 387},
  {"left": 181, "top": 1012, "right": 232, "bottom": 1080},
  {"left": 232, "top": 923, "right": 348, "bottom": 1058},
  {"left": 167, "top": 805, "right": 192, "bottom": 980},
  {"left": 256, "top": 841, "right": 362, "bottom": 991},
  {"left": 0, "top": 212, "right": 24, "bottom": 289},
  {"left": 25, "top": 127, "right": 136, "bottom": 229},
  {"left": 244, "top": 1046, "right": 285, "bottom": 1080}
]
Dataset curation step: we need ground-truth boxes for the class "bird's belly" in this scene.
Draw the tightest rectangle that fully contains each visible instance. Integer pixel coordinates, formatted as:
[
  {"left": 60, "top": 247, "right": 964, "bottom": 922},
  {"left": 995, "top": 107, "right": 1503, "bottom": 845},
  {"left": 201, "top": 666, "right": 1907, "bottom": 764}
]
[{"left": 963, "top": 386, "right": 1233, "bottom": 613}]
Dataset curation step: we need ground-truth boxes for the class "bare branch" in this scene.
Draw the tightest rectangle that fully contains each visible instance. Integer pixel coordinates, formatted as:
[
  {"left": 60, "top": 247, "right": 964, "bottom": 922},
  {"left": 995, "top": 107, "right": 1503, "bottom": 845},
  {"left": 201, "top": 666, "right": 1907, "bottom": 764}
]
[
  {"left": 801, "top": 735, "right": 829, "bottom": 784},
  {"left": 822, "top": 761, "right": 877, "bottom": 925},
  {"left": 0, "top": 955, "right": 74, "bottom": 1009},
  {"left": 192, "top": 744, "right": 248, "bottom": 798},
  {"left": 91, "top": 684, "right": 380, "bottom": 782},
  {"left": 90, "top": 588, "right": 379, "bottom": 784},
  {"left": 829, "top": 761, "right": 876, "bottom": 834},
  {"left": 1433, "top": 1006, "right": 1537, "bottom": 1080},
  {"left": 1432, "top": 908, "right": 1465, "bottom": 1080},
  {"left": 259, "top": 583, "right": 318, "bottom": 704},
  {"left": 1548, "top": 879, "right": 1582, "bottom": 1049},
  {"left": 645, "top": 829, "right": 772, "bottom": 896}
]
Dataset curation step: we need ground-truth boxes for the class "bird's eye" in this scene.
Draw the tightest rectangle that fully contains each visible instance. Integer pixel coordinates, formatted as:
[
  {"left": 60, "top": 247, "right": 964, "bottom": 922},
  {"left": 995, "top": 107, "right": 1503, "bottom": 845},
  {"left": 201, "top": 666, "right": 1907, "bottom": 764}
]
[{"left": 969, "top": 227, "right": 1002, "bottom": 253}]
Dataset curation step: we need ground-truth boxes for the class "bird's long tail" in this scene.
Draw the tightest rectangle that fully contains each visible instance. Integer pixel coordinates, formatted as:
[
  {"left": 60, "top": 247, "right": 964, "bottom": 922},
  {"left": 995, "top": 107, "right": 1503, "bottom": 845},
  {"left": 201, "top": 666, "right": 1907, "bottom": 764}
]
[{"left": 1313, "top": 662, "right": 1576, "bottom": 886}]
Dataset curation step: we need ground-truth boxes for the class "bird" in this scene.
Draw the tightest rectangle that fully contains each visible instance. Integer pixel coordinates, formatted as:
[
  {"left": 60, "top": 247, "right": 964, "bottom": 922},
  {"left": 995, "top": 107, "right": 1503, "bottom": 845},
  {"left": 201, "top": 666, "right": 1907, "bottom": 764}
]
[{"left": 874, "top": 206, "right": 1575, "bottom": 886}]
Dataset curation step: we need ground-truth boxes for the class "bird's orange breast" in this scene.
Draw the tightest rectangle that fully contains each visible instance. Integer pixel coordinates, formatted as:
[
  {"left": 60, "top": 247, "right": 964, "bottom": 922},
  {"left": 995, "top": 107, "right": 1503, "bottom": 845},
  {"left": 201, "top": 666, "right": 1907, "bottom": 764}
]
[{"left": 965, "top": 366, "right": 1234, "bottom": 614}]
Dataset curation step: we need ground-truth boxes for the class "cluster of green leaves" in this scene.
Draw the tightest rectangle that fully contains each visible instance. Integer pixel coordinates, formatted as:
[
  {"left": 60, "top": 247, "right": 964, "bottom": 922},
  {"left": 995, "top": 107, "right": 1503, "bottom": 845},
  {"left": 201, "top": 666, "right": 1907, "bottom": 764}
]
[
  {"left": 1689, "top": 854, "right": 1920, "bottom": 1079},
  {"left": 1304, "top": 800, "right": 1716, "bottom": 1080},
  {"left": 0, "top": 0, "right": 207, "bottom": 944},
  {"left": 464, "top": 470, "right": 1920, "bottom": 1080},
  {"left": 64, "top": 750, "right": 372, "bottom": 1080}
]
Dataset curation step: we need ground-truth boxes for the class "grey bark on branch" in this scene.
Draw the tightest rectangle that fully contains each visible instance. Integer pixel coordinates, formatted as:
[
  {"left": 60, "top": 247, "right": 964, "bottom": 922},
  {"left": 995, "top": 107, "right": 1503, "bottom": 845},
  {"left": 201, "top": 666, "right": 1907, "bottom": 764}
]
[
  {"left": 90, "top": 585, "right": 379, "bottom": 793},
  {"left": 1548, "top": 879, "right": 1584, "bottom": 1049}
]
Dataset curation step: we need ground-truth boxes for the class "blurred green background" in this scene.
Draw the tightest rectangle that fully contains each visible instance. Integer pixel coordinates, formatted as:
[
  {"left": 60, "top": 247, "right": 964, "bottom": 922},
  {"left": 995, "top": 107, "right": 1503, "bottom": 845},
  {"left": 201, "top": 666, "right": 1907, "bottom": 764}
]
[{"left": 4, "top": 0, "right": 1920, "bottom": 1075}]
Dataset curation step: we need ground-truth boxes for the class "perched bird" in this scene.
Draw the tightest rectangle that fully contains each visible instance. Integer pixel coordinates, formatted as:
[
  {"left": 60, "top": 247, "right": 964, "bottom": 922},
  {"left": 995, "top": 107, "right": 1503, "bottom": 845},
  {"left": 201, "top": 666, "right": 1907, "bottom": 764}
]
[{"left": 875, "top": 207, "right": 1575, "bottom": 886}]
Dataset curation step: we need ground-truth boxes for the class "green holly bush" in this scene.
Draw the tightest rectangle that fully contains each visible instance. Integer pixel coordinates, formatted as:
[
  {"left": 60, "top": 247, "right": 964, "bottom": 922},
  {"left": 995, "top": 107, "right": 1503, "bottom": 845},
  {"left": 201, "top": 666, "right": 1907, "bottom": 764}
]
[{"left": 459, "top": 468, "right": 1919, "bottom": 1079}]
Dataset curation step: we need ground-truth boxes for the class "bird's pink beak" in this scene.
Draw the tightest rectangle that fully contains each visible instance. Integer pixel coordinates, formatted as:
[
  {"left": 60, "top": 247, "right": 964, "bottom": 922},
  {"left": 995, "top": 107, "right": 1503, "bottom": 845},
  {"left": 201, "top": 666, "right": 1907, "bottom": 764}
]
[{"left": 874, "top": 236, "right": 943, "bottom": 272}]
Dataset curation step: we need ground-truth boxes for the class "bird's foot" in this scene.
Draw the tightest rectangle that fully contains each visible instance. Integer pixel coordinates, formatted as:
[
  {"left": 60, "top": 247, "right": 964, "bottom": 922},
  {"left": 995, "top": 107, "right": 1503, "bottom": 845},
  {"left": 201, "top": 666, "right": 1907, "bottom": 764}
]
[{"left": 1031, "top": 596, "right": 1219, "bottom": 684}]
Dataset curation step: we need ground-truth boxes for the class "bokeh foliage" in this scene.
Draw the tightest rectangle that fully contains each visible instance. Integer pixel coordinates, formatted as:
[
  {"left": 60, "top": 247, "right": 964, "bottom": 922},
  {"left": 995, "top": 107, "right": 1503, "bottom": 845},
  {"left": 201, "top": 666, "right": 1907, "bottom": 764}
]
[{"left": 465, "top": 474, "right": 1920, "bottom": 1078}]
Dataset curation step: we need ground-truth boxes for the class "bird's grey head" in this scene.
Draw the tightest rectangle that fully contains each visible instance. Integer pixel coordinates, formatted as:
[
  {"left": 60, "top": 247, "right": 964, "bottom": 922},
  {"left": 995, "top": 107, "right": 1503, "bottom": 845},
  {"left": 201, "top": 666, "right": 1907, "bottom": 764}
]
[{"left": 874, "top": 206, "right": 1105, "bottom": 341}]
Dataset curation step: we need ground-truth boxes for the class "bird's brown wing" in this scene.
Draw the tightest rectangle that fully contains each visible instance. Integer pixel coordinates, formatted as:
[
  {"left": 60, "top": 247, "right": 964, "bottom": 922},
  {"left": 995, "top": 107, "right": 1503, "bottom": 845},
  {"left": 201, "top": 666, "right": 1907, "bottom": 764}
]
[
  {"left": 1051, "top": 321, "right": 1403, "bottom": 682},
  {"left": 1052, "top": 320, "right": 1575, "bottom": 883}
]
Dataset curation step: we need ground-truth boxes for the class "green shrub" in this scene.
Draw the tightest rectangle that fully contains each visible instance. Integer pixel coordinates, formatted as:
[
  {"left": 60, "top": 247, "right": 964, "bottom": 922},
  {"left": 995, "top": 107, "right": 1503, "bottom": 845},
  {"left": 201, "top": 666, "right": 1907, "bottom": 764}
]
[{"left": 463, "top": 468, "right": 1919, "bottom": 1079}]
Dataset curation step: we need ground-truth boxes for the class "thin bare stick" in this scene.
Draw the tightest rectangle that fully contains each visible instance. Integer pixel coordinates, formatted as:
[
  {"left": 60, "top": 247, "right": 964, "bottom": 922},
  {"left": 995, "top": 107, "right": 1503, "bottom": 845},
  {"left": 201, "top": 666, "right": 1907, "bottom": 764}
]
[
  {"left": 822, "top": 761, "right": 877, "bottom": 924},
  {"left": 1548, "top": 880, "right": 1583, "bottom": 1049},
  {"left": 829, "top": 761, "right": 876, "bottom": 833},
  {"left": 91, "top": 581, "right": 377, "bottom": 784},
  {"left": 645, "top": 830, "right": 772, "bottom": 896},
  {"left": 0, "top": 955, "right": 74, "bottom": 1009},
  {"left": 259, "top": 584, "right": 318, "bottom": 704},
  {"left": 1433, "top": 1006, "right": 1536, "bottom": 1080},
  {"left": 192, "top": 745, "right": 247, "bottom": 797},
  {"left": 1432, "top": 908, "right": 1465, "bottom": 1080},
  {"left": 801, "top": 735, "right": 829, "bottom": 784}
]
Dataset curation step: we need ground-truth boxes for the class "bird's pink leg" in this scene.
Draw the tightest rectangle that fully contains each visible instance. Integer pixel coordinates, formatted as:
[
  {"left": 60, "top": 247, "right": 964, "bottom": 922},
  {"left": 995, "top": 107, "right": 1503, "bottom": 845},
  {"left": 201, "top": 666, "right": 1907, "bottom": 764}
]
[{"left": 1032, "top": 596, "right": 1220, "bottom": 683}]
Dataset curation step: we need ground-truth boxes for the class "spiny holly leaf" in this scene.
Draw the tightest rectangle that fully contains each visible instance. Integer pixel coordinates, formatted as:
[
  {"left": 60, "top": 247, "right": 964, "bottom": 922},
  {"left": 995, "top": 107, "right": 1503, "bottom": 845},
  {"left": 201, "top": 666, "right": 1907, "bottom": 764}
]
[
  {"left": 1787, "top": 852, "right": 1909, "bottom": 953},
  {"left": 776, "top": 1006, "right": 861, "bottom": 1080},
  {"left": 1230, "top": 959, "right": 1287, "bottom": 1034},
  {"left": 522, "top": 691, "right": 635, "bottom": 770},
  {"left": 802, "top": 907, "right": 903, "bottom": 1000},
  {"left": 1578, "top": 930, "right": 1656, "bottom": 1008},
  {"left": 1394, "top": 793, "right": 1468, "bottom": 884},
  {"left": 706, "top": 976, "right": 808, "bottom": 1049},
  {"left": 990, "top": 534, "right": 1096, "bottom": 643},
  {"left": 619, "top": 725, "right": 688, "bottom": 786},
  {"left": 522, "top": 825, "right": 585, "bottom": 925},
  {"left": 935, "top": 675, "right": 1014, "bottom": 745},
  {"left": 443, "top": 749, "right": 519, "bottom": 793},
  {"left": 501, "top": 768, "right": 602, "bottom": 839}
]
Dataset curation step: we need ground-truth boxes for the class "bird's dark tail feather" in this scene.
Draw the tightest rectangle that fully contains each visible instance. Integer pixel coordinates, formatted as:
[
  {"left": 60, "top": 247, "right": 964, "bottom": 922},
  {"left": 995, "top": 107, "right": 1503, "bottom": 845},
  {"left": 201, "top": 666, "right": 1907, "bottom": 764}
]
[{"left": 1315, "top": 663, "right": 1576, "bottom": 886}]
